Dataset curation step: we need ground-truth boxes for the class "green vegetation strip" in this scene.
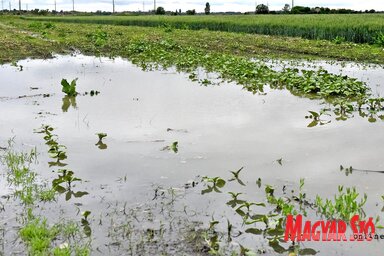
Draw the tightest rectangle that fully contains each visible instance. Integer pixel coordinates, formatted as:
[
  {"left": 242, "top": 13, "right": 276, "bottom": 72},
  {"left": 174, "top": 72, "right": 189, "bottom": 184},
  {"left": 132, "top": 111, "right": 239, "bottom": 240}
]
[
  {"left": 21, "top": 14, "right": 384, "bottom": 45},
  {"left": 1, "top": 16, "right": 384, "bottom": 65},
  {"left": 124, "top": 38, "right": 367, "bottom": 99}
]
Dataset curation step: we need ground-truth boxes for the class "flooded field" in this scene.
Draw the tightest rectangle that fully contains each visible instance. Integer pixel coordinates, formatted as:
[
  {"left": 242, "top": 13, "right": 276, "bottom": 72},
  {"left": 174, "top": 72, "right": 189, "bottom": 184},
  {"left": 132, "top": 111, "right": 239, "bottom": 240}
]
[{"left": 0, "top": 55, "right": 383, "bottom": 255}]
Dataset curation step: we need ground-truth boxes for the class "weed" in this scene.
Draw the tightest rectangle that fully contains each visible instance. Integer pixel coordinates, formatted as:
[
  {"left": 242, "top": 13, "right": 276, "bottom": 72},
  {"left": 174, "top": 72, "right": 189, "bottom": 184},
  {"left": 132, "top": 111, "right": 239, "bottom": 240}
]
[
  {"left": 333, "top": 36, "right": 346, "bottom": 44},
  {"left": 20, "top": 217, "right": 59, "bottom": 255},
  {"left": 374, "top": 32, "right": 384, "bottom": 47},
  {"left": 315, "top": 186, "right": 367, "bottom": 220},
  {"left": 201, "top": 176, "right": 226, "bottom": 194},
  {"left": 86, "top": 29, "right": 108, "bottom": 47}
]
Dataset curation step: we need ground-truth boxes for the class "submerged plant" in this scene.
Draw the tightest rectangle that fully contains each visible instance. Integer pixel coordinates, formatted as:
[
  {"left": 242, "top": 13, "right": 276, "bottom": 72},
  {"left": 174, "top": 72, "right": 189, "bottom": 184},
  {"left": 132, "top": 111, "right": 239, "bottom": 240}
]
[
  {"left": 228, "top": 167, "right": 245, "bottom": 186},
  {"left": 315, "top": 186, "right": 367, "bottom": 220},
  {"left": 81, "top": 211, "right": 92, "bottom": 237},
  {"left": 62, "top": 95, "right": 77, "bottom": 112},
  {"left": 161, "top": 141, "right": 179, "bottom": 153},
  {"left": 201, "top": 176, "right": 226, "bottom": 194},
  {"left": 61, "top": 78, "right": 78, "bottom": 97},
  {"left": 52, "top": 169, "right": 88, "bottom": 201},
  {"left": 95, "top": 133, "right": 107, "bottom": 150},
  {"left": 305, "top": 110, "right": 331, "bottom": 127},
  {"left": 96, "top": 133, "right": 107, "bottom": 142}
]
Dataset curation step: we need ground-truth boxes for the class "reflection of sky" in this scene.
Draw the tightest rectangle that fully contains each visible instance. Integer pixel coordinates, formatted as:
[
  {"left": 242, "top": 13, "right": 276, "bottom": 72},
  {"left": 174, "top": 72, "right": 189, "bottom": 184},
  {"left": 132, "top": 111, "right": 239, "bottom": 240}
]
[{"left": 4, "top": 0, "right": 383, "bottom": 12}]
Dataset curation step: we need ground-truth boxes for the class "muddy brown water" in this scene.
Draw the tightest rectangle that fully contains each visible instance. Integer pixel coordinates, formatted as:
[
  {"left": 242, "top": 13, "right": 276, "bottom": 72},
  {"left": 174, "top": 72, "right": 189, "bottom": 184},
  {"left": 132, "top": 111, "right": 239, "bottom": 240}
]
[{"left": 0, "top": 55, "right": 383, "bottom": 255}]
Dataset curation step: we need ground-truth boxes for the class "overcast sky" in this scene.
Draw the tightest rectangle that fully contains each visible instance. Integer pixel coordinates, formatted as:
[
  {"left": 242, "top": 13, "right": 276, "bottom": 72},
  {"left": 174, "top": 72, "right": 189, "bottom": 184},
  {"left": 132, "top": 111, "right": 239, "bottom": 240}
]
[{"left": 3, "top": 0, "right": 383, "bottom": 12}]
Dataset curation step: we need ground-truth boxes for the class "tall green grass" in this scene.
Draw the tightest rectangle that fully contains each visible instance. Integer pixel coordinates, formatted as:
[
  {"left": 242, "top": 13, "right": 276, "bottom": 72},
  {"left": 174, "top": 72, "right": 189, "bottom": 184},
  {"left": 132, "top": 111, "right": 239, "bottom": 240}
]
[{"left": 24, "top": 14, "right": 384, "bottom": 44}]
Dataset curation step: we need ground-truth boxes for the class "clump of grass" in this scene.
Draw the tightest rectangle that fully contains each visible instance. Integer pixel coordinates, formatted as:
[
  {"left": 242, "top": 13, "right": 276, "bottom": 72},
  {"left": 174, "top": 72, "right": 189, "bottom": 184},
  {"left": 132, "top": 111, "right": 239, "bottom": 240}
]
[
  {"left": 20, "top": 218, "right": 59, "bottom": 255},
  {"left": 39, "top": 188, "right": 57, "bottom": 202},
  {"left": 315, "top": 186, "right": 367, "bottom": 220}
]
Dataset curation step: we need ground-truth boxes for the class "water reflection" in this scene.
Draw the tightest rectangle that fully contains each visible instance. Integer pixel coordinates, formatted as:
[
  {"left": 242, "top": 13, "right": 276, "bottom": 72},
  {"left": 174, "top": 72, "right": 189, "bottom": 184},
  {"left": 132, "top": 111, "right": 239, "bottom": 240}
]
[{"left": 62, "top": 95, "right": 77, "bottom": 112}]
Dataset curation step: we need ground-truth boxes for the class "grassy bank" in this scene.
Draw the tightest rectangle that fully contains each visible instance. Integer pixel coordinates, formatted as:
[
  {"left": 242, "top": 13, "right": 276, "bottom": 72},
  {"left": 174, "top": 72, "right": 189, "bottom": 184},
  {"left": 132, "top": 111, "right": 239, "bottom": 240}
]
[
  {"left": 22, "top": 14, "right": 384, "bottom": 44},
  {"left": 1, "top": 16, "right": 384, "bottom": 65}
]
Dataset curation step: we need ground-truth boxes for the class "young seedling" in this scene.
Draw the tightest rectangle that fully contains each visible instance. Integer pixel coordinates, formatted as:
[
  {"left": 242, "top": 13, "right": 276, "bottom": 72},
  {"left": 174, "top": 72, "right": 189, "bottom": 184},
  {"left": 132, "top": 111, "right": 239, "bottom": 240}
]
[
  {"left": 61, "top": 78, "right": 78, "bottom": 97},
  {"left": 305, "top": 109, "right": 331, "bottom": 127},
  {"left": 95, "top": 133, "right": 108, "bottom": 150},
  {"left": 161, "top": 141, "right": 179, "bottom": 153},
  {"left": 228, "top": 167, "right": 245, "bottom": 186},
  {"left": 96, "top": 133, "right": 107, "bottom": 142},
  {"left": 81, "top": 211, "right": 92, "bottom": 237},
  {"left": 201, "top": 176, "right": 226, "bottom": 194}
]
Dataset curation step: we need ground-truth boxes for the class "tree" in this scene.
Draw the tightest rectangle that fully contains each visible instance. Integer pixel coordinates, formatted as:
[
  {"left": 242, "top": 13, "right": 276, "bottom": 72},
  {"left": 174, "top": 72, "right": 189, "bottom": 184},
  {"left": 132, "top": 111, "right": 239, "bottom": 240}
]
[
  {"left": 282, "top": 4, "right": 290, "bottom": 13},
  {"left": 205, "top": 2, "right": 210, "bottom": 15},
  {"left": 255, "top": 4, "right": 269, "bottom": 14},
  {"left": 186, "top": 9, "right": 196, "bottom": 15},
  {"left": 155, "top": 6, "right": 165, "bottom": 15},
  {"left": 291, "top": 6, "right": 310, "bottom": 14}
]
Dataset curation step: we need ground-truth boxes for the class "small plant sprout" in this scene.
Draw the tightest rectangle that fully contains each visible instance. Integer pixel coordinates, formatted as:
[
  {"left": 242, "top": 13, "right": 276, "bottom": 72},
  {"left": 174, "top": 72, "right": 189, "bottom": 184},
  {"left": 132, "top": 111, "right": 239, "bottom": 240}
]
[
  {"left": 96, "top": 133, "right": 107, "bottom": 142},
  {"left": 228, "top": 167, "right": 245, "bottom": 186},
  {"left": 161, "top": 141, "right": 179, "bottom": 153},
  {"left": 201, "top": 176, "right": 226, "bottom": 194},
  {"left": 305, "top": 109, "right": 331, "bottom": 127},
  {"left": 256, "top": 178, "right": 262, "bottom": 188},
  {"left": 81, "top": 211, "right": 91, "bottom": 220},
  {"left": 227, "top": 192, "right": 245, "bottom": 208},
  {"left": 95, "top": 133, "right": 108, "bottom": 150},
  {"left": 81, "top": 211, "right": 92, "bottom": 237},
  {"left": 171, "top": 141, "right": 178, "bottom": 153},
  {"left": 61, "top": 78, "right": 78, "bottom": 96}
]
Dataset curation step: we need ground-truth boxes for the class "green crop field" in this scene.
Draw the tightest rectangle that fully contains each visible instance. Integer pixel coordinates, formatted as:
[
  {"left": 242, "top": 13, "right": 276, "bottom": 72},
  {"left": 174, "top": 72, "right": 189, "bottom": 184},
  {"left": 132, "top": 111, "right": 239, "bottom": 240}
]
[{"left": 24, "top": 14, "right": 384, "bottom": 44}]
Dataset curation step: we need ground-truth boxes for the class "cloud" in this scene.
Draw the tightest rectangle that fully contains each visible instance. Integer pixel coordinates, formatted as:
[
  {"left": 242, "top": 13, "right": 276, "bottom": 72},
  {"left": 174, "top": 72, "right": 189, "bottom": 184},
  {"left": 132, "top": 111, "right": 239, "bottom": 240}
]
[{"left": 4, "top": 0, "right": 383, "bottom": 12}]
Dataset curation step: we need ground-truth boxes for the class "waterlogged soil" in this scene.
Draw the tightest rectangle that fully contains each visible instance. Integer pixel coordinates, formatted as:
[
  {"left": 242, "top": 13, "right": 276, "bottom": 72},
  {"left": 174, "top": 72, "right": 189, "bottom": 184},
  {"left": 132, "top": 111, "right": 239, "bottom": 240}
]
[{"left": 0, "top": 55, "right": 383, "bottom": 255}]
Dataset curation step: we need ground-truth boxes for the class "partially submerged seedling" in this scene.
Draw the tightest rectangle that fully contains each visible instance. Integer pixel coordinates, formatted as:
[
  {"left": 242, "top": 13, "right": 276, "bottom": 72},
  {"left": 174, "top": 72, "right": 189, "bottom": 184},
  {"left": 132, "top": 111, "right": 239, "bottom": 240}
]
[
  {"left": 201, "top": 176, "right": 226, "bottom": 194},
  {"left": 96, "top": 133, "right": 107, "bottom": 142},
  {"left": 95, "top": 133, "right": 108, "bottom": 150},
  {"left": 228, "top": 167, "right": 245, "bottom": 186},
  {"left": 62, "top": 96, "right": 77, "bottom": 112},
  {"left": 161, "top": 141, "right": 179, "bottom": 153},
  {"left": 305, "top": 110, "right": 331, "bottom": 127},
  {"left": 52, "top": 169, "right": 88, "bottom": 201},
  {"left": 61, "top": 78, "right": 78, "bottom": 96},
  {"left": 81, "top": 211, "right": 92, "bottom": 237}
]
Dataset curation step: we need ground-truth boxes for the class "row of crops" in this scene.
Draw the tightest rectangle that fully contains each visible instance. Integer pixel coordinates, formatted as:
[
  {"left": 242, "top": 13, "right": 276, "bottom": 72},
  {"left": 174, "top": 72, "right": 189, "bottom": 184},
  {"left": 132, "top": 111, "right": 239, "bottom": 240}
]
[{"left": 23, "top": 14, "right": 384, "bottom": 44}]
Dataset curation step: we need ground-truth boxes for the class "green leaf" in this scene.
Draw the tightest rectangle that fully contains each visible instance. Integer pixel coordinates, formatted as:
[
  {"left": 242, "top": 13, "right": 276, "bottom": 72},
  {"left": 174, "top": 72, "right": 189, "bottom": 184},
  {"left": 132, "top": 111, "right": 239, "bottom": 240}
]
[
  {"left": 216, "top": 178, "right": 226, "bottom": 188},
  {"left": 308, "top": 111, "right": 319, "bottom": 118},
  {"left": 307, "top": 120, "right": 318, "bottom": 127},
  {"left": 73, "top": 191, "right": 89, "bottom": 198},
  {"left": 201, "top": 186, "right": 213, "bottom": 195},
  {"left": 299, "top": 248, "right": 318, "bottom": 255},
  {"left": 245, "top": 228, "right": 263, "bottom": 235}
]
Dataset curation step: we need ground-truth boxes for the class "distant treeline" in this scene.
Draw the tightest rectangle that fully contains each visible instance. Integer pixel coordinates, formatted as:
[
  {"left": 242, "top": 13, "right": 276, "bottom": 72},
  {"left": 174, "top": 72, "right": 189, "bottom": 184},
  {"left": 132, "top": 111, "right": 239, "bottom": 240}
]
[
  {"left": 0, "top": 5, "right": 382, "bottom": 16},
  {"left": 288, "top": 6, "right": 377, "bottom": 14}
]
